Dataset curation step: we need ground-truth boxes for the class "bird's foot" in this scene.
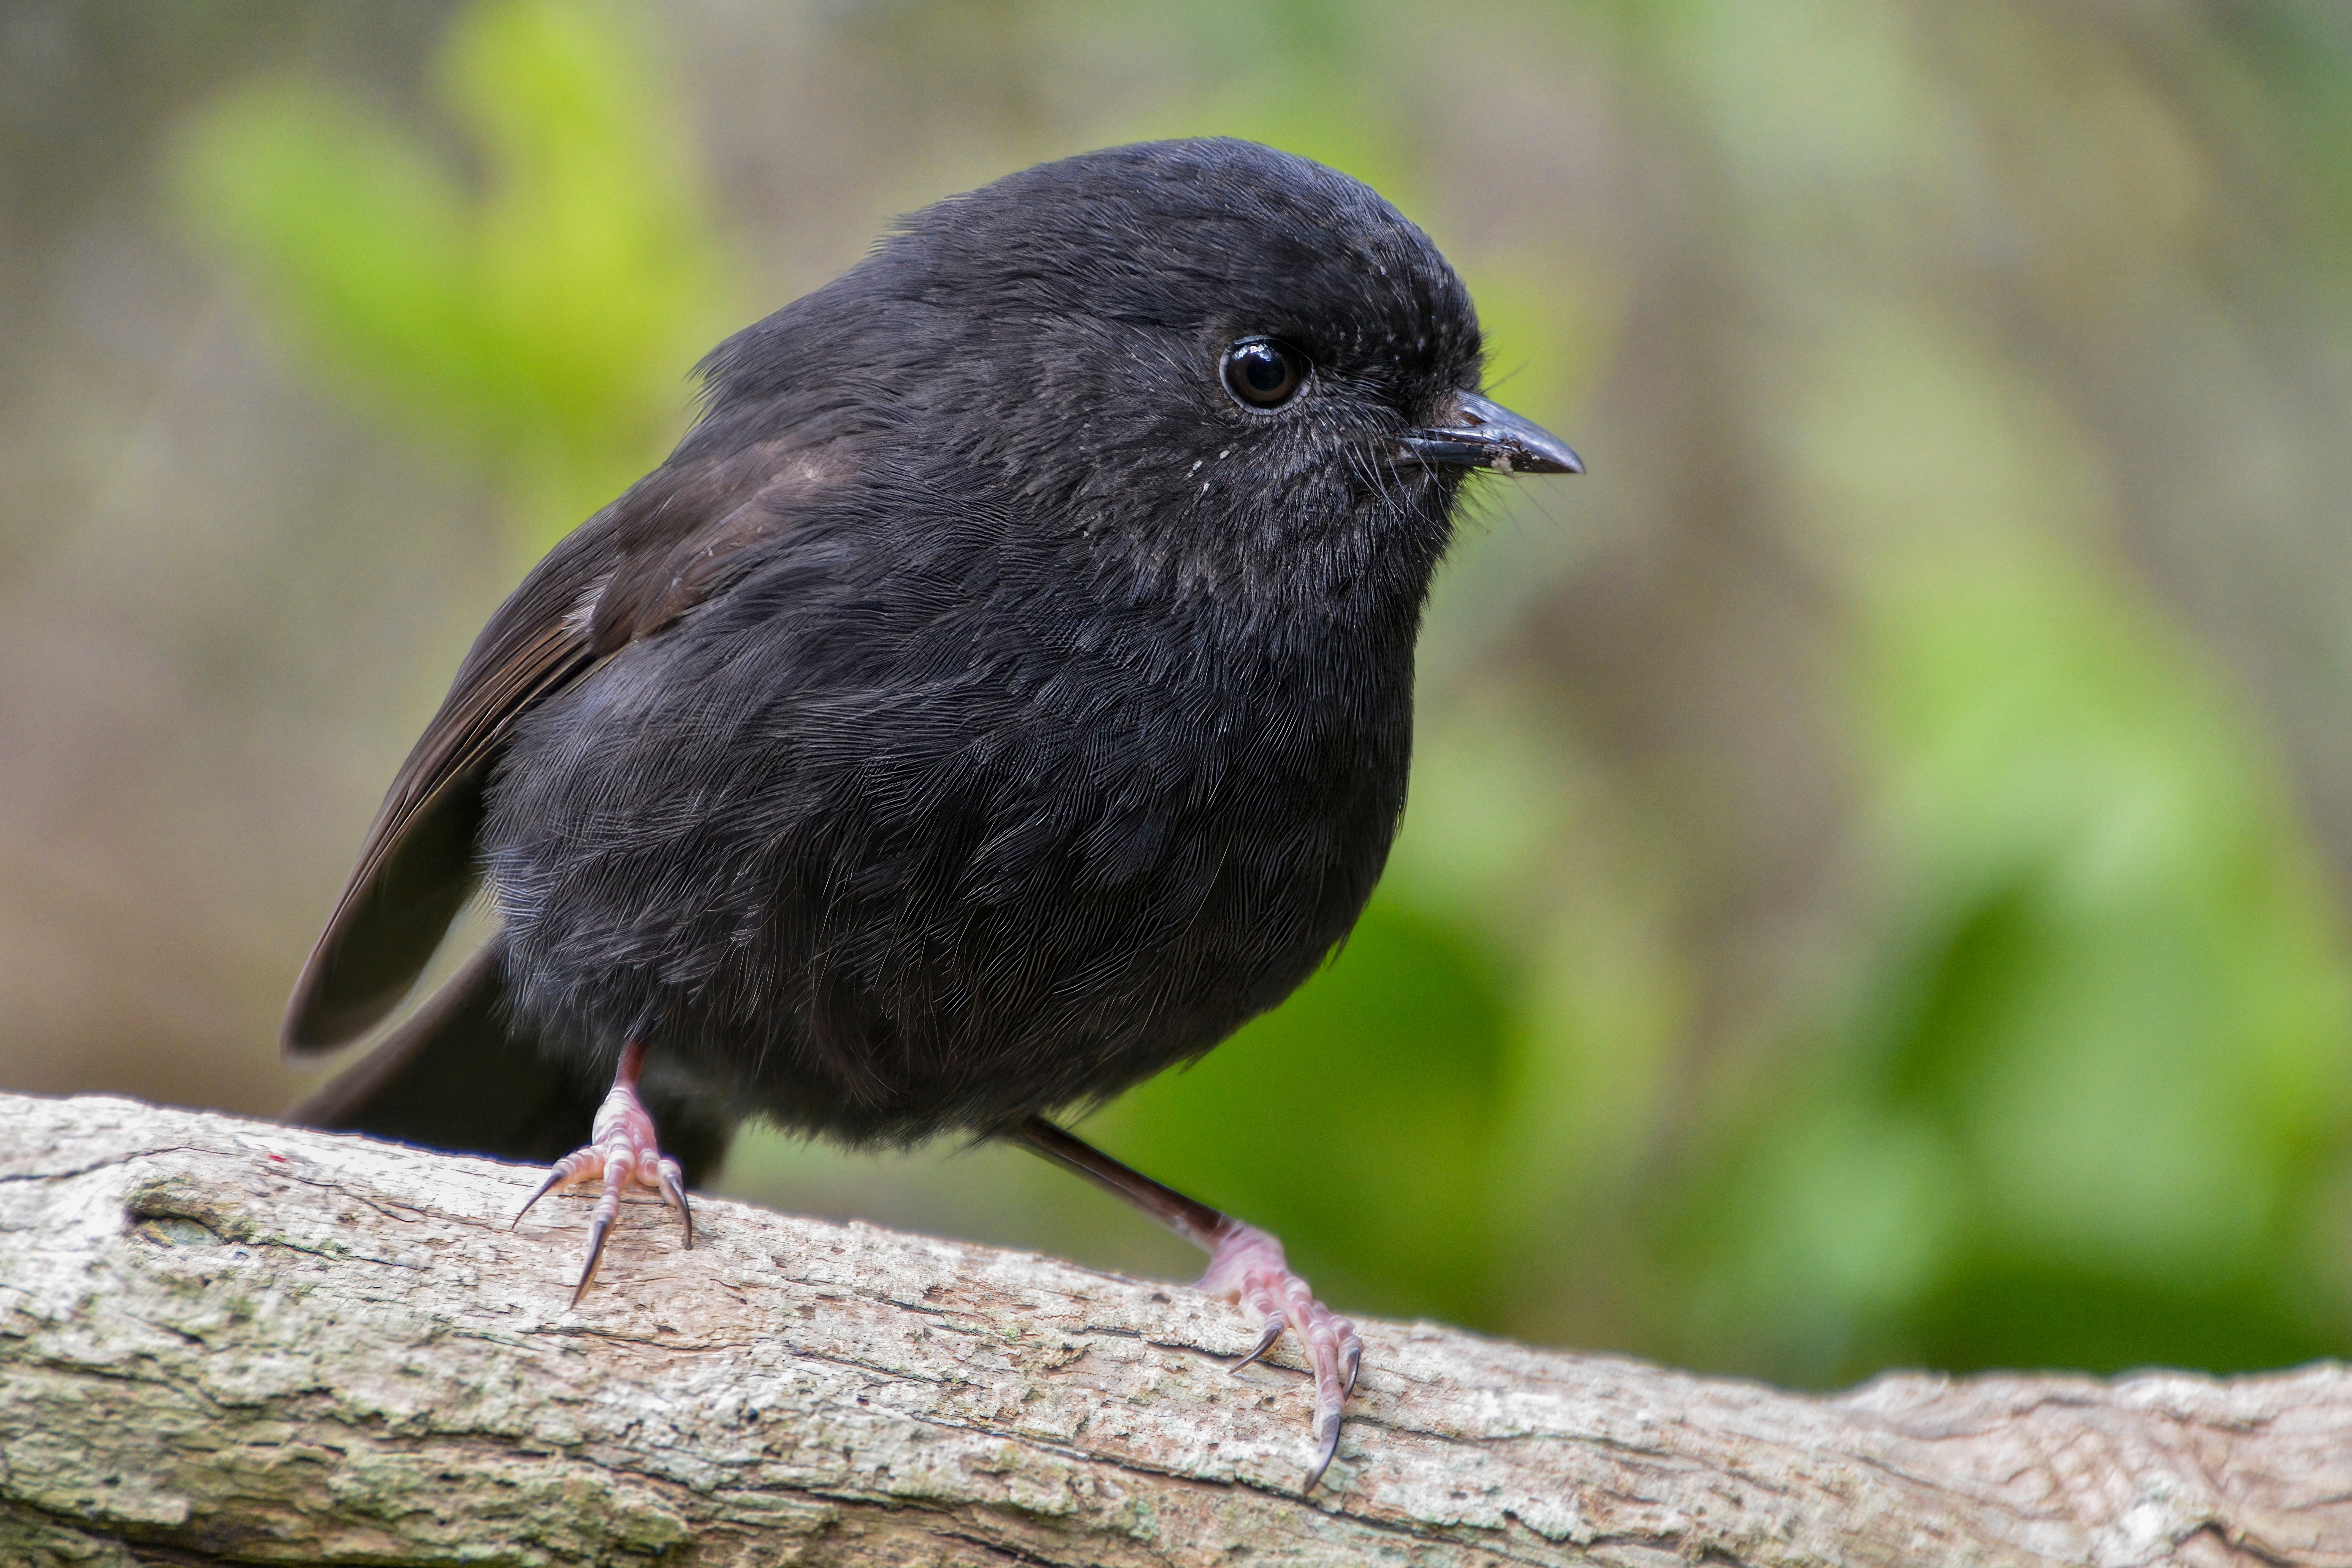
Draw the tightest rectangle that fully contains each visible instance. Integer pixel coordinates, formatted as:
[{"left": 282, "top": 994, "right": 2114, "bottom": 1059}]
[
  {"left": 1200, "top": 1220, "right": 1362, "bottom": 1489},
  {"left": 512, "top": 1041, "right": 691, "bottom": 1303}
]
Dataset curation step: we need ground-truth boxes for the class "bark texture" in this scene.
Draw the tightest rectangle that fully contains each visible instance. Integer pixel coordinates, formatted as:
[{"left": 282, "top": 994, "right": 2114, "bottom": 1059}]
[{"left": 3, "top": 1092, "right": 2350, "bottom": 1567}]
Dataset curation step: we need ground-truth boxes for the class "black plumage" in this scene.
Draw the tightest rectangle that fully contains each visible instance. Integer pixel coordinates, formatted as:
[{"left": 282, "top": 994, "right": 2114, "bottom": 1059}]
[{"left": 286, "top": 137, "right": 1579, "bottom": 1488}]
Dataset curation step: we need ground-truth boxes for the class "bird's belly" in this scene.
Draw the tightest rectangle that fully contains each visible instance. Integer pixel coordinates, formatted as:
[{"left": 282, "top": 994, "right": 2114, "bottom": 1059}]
[{"left": 481, "top": 651, "right": 1406, "bottom": 1144}]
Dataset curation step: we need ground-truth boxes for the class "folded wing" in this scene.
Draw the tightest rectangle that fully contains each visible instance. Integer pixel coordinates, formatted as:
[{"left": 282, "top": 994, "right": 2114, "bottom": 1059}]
[{"left": 282, "top": 437, "right": 834, "bottom": 1057}]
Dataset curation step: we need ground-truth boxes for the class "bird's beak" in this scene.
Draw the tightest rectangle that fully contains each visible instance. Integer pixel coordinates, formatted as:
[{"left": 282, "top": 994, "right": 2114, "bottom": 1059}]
[{"left": 1404, "top": 392, "right": 1583, "bottom": 476}]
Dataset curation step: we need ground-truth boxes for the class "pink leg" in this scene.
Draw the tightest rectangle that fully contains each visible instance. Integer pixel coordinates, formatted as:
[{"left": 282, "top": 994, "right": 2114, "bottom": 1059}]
[
  {"left": 1010, "top": 1116, "right": 1364, "bottom": 1490},
  {"left": 511, "top": 1041, "right": 692, "bottom": 1304}
]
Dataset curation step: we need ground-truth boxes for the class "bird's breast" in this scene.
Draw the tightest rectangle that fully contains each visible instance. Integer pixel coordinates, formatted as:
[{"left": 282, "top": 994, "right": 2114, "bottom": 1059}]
[{"left": 483, "top": 555, "right": 1418, "bottom": 1139}]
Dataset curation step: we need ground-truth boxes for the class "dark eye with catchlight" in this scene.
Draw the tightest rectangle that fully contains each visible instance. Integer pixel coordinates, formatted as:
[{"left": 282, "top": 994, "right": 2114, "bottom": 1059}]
[{"left": 1220, "top": 337, "right": 1307, "bottom": 410}]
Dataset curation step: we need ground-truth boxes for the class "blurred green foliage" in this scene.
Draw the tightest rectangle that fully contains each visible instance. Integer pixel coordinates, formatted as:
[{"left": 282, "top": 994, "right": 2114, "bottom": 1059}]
[
  {"left": 176, "top": 0, "right": 730, "bottom": 555},
  {"left": 175, "top": 0, "right": 2352, "bottom": 1388},
  {"left": 1096, "top": 903, "right": 1515, "bottom": 1330},
  {"left": 1664, "top": 538, "right": 2352, "bottom": 1379}
]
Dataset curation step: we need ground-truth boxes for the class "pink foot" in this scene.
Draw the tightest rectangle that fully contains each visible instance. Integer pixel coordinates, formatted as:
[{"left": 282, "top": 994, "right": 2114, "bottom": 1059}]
[
  {"left": 1200, "top": 1220, "right": 1363, "bottom": 1488},
  {"left": 511, "top": 1041, "right": 692, "bottom": 1303}
]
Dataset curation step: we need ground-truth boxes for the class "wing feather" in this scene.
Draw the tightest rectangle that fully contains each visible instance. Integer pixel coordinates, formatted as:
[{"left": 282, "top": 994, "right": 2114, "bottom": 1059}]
[{"left": 281, "top": 439, "right": 832, "bottom": 1055}]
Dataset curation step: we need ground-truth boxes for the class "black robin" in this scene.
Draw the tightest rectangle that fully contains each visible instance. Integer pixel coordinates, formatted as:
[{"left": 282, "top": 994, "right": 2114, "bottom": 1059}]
[{"left": 288, "top": 137, "right": 1581, "bottom": 1487}]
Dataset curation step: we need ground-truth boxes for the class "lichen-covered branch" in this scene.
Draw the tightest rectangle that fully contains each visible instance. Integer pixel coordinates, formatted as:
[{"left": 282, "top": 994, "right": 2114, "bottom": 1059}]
[{"left": 3, "top": 1093, "right": 2348, "bottom": 1566}]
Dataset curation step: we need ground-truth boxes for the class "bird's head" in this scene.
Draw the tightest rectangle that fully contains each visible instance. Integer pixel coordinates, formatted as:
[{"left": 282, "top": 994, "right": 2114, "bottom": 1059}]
[{"left": 698, "top": 138, "right": 1578, "bottom": 609}]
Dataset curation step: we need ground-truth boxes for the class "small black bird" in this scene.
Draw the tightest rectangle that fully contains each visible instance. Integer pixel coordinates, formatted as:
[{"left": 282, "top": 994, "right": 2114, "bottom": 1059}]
[{"left": 286, "top": 138, "right": 1579, "bottom": 1488}]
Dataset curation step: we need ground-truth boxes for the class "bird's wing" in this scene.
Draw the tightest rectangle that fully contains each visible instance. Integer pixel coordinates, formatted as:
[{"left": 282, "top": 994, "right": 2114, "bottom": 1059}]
[{"left": 281, "top": 438, "right": 832, "bottom": 1055}]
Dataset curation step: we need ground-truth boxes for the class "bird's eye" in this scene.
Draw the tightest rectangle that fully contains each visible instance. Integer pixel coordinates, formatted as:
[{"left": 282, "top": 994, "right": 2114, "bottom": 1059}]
[{"left": 1220, "top": 338, "right": 1307, "bottom": 410}]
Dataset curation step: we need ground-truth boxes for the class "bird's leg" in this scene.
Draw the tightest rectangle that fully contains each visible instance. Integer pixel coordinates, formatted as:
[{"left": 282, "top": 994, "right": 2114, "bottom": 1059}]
[
  {"left": 1009, "top": 1115, "right": 1362, "bottom": 1490},
  {"left": 512, "top": 1040, "right": 692, "bottom": 1304}
]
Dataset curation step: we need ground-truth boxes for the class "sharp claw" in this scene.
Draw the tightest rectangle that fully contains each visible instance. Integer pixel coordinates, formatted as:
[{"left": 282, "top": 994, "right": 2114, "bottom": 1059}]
[
  {"left": 571, "top": 1212, "right": 616, "bottom": 1307},
  {"left": 513, "top": 1167, "right": 566, "bottom": 1229},
  {"left": 1304, "top": 1406, "right": 1343, "bottom": 1492},
  {"left": 657, "top": 1159, "right": 694, "bottom": 1250},
  {"left": 1344, "top": 1340, "right": 1362, "bottom": 1398},
  {"left": 1231, "top": 1314, "right": 1285, "bottom": 1372}
]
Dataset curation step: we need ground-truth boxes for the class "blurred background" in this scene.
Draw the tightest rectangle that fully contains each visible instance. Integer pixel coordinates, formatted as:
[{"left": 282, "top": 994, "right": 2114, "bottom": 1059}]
[{"left": 8, "top": 0, "right": 2352, "bottom": 1389}]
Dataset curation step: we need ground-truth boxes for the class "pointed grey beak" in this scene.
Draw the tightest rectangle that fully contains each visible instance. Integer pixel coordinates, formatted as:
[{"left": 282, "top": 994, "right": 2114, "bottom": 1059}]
[{"left": 1404, "top": 392, "right": 1583, "bottom": 476}]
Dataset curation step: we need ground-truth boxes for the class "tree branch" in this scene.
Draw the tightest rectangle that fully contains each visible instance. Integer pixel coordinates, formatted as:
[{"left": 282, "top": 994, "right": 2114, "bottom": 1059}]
[{"left": 3, "top": 1092, "right": 2349, "bottom": 1566}]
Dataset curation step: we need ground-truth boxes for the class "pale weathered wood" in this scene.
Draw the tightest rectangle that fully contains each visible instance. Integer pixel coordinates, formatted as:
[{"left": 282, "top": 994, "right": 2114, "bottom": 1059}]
[{"left": 3, "top": 1092, "right": 2349, "bottom": 1566}]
